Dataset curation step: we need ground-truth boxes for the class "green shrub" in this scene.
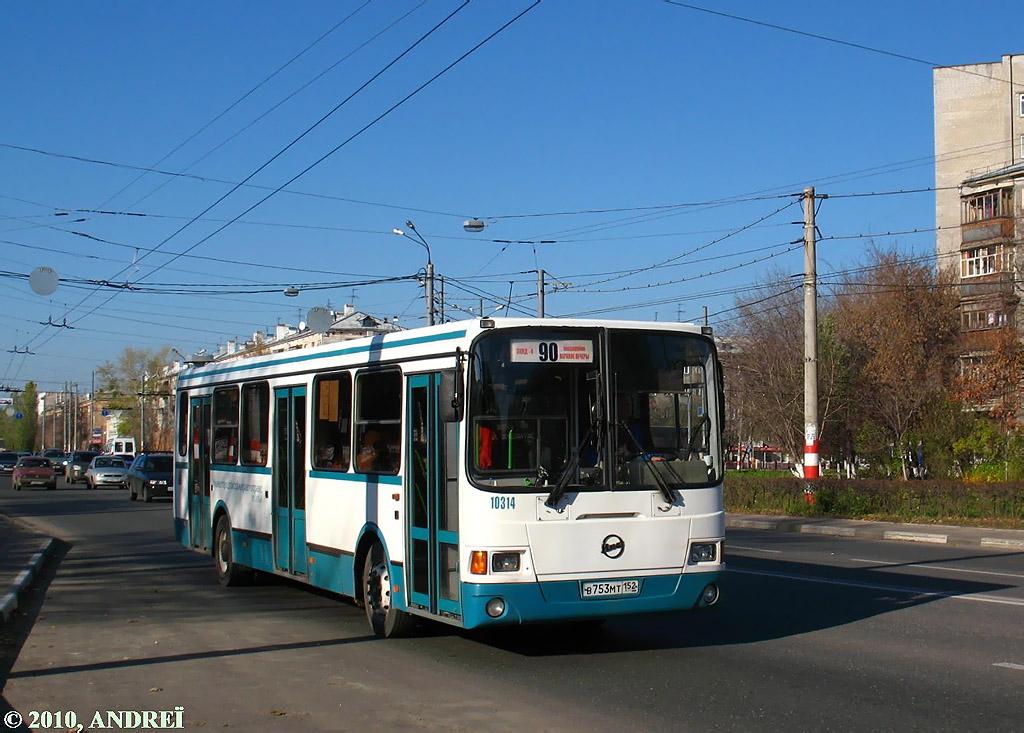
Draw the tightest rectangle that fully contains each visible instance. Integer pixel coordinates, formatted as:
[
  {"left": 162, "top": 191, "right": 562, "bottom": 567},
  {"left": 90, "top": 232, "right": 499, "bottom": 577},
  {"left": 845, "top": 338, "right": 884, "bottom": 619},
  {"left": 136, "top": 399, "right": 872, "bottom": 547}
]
[{"left": 724, "top": 475, "right": 1024, "bottom": 525}]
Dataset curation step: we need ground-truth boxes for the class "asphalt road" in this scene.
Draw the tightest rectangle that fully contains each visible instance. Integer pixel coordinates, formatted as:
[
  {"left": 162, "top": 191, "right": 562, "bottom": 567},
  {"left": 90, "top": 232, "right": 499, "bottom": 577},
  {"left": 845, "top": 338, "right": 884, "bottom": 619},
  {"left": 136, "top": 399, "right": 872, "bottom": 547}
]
[{"left": 1, "top": 475, "right": 1022, "bottom": 731}]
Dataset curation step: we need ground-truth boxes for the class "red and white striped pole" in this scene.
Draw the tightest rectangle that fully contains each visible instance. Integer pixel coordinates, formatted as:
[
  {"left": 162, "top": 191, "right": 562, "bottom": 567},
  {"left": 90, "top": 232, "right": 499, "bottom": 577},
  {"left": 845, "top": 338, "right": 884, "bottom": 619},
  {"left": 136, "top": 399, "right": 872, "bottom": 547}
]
[
  {"left": 804, "top": 427, "right": 819, "bottom": 480},
  {"left": 802, "top": 187, "right": 819, "bottom": 482}
]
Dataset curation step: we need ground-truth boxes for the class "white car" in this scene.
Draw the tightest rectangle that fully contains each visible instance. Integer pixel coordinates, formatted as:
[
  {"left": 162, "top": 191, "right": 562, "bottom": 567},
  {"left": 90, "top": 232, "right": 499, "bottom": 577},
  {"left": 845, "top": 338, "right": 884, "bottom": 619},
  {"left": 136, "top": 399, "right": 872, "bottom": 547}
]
[{"left": 84, "top": 456, "right": 129, "bottom": 490}]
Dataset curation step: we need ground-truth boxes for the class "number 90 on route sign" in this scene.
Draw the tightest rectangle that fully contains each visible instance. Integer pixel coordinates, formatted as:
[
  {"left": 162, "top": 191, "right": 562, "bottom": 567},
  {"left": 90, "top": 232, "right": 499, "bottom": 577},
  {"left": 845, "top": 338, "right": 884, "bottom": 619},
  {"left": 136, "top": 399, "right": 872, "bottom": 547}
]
[{"left": 510, "top": 339, "right": 593, "bottom": 363}]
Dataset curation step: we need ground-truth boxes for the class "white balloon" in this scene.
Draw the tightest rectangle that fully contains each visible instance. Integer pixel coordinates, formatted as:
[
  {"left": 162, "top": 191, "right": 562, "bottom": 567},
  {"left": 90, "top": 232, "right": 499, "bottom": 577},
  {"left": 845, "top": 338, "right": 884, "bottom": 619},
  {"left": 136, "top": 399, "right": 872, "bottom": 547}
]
[{"left": 29, "top": 266, "right": 59, "bottom": 296}]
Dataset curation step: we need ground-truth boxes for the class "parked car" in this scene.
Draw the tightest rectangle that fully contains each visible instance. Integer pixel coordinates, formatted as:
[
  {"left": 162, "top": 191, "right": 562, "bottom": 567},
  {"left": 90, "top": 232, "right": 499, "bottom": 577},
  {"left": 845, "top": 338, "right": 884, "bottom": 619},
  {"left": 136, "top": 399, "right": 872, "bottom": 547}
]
[
  {"left": 13, "top": 456, "right": 56, "bottom": 490},
  {"left": 65, "top": 451, "right": 100, "bottom": 484},
  {"left": 126, "top": 453, "right": 174, "bottom": 502},
  {"left": 84, "top": 456, "right": 129, "bottom": 490},
  {"left": 0, "top": 451, "right": 19, "bottom": 474}
]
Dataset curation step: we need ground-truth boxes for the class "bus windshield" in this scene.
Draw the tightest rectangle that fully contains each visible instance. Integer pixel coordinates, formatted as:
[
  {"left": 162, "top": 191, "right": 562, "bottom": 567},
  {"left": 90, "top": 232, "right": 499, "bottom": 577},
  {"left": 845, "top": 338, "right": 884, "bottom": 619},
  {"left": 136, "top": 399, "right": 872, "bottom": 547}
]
[
  {"left": 609, "top": 329, "right": 721, "bottom": 488},
  {"left": 469, "top": 327, "right": 721, "bottom": 491},
  {"left": 470, "top": 328, "right": 603, "bottom": 488}
]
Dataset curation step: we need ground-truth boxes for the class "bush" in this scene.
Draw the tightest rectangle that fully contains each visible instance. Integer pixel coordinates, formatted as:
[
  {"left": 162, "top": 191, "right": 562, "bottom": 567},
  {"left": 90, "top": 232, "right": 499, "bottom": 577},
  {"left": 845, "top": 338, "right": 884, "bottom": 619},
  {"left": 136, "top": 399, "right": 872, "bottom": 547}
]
[{"left": 724, "top": 475, "right": 1024, "bottom": 526}]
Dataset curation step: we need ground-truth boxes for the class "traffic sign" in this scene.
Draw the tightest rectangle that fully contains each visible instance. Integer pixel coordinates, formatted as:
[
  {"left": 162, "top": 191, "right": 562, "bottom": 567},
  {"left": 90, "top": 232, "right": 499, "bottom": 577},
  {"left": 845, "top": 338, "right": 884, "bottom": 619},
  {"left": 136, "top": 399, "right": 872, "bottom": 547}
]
[
  {"left": 15, "top": 412, "right": 23, "bottom": 420},
  {"left": 101, "top": 409, "right": 109, "bottom": 416}
]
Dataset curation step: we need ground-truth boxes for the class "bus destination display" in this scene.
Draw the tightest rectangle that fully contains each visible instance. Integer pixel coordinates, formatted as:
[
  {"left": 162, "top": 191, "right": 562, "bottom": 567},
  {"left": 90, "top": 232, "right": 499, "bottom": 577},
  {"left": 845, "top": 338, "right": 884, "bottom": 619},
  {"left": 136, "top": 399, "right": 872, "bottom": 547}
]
[{"left": 510, "top": 339, "right": 594, "bottom": 363}]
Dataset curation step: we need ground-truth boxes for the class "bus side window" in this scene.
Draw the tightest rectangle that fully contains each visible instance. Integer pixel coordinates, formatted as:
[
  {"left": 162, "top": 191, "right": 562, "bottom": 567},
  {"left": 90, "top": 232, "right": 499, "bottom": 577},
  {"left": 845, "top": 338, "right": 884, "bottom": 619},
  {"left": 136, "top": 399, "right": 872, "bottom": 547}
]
[
  {"left": 212, "top": 387, "right": 239, "bottom": 464},
  {"left": 313, "top": 372, "right": 352, "bottom": 471},
  {"left": 354, "top": 370, "right": 401, "bottom": 475},
  {"left": 240, "top": 382, "right": 270, "bottom": 466}
]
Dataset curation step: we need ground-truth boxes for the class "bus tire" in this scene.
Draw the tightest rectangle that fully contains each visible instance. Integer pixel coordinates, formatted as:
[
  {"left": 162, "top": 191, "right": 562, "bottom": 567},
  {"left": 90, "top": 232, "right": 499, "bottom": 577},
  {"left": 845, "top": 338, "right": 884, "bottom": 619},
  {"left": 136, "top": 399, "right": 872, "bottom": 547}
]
[
  {"left": 363, "top": 541, "right": 414, "bottom": 638},
  {"left": 215, "top": 515, "right": 252, "bottom": 587}
]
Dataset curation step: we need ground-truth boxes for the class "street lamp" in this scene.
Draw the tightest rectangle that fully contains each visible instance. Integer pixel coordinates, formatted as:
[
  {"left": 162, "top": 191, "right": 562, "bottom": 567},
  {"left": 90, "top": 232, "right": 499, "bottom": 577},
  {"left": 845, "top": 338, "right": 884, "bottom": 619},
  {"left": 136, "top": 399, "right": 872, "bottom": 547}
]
[{"left": 393, "top": 221, "right": 435, "bottom": 326}]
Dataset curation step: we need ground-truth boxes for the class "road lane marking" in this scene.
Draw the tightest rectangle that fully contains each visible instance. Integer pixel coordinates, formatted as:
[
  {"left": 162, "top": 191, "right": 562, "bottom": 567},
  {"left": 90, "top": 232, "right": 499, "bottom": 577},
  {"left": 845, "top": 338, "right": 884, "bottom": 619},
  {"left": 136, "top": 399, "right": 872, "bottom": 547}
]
[
  {"left": 849, "top": 558, "right": 1024, "bottom": 580},
  {"left": 728, "top": 545, "right": 783, "bottom": 554},
  {"left": 728, "top": 567, "right": 1024, "bottom": 607},
  {"left": 993, "top": 662, "right": 1024, "bottom": 671}
]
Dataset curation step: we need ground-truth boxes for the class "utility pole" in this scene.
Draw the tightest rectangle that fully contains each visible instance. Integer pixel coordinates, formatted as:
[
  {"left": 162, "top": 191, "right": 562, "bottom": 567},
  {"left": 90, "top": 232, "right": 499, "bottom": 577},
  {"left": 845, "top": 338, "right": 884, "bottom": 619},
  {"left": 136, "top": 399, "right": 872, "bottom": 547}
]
[
  {"left": 425, "top": 262, "right": 435, "bottom": 326},
  {"left": 803, "top": 186, "right": 819, "bottom": 480},
  {"left": 537, "top": 269, "right": 545, "bottom": 318},
  {"left": 140, "top": 374, "right": 146, "bottom": 454},
  {"left": 91, "top": 371, "right": 95, "bottom": 450},
  {"left": 703, "top": 306, "right": 708, "bottom": 327}
]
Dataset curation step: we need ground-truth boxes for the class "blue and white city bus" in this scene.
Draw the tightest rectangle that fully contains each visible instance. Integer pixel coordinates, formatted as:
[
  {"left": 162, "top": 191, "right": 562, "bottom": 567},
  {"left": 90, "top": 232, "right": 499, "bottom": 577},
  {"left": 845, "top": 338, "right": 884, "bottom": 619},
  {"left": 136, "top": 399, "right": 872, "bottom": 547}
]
[{"left": 173, "top": 318, "right": 725, "bottom": 637}]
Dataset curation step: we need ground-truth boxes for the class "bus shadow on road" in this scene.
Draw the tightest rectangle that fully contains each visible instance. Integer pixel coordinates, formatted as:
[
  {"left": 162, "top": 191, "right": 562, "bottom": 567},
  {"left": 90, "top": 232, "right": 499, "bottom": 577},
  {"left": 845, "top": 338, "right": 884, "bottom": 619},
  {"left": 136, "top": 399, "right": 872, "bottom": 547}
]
[{"left": 469, "top": 554, "right": 1017, "bottom": 657}]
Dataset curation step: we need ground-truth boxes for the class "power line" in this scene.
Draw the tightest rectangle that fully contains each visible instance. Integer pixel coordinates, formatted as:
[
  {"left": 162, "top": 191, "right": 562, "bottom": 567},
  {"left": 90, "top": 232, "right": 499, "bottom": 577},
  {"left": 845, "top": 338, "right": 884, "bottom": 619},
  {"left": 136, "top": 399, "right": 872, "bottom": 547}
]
[
  {"left": 120, "top": 2, "right": 430, "bottom": 213},
  {"left": 0, "top": 143, "right": 469, "bottom": 218},
  {"left": 100, "top": 2, "right": 374, "bottom": 209},
  {"left": 661, "top": 1, "right": 1017, "bottom": 85}
]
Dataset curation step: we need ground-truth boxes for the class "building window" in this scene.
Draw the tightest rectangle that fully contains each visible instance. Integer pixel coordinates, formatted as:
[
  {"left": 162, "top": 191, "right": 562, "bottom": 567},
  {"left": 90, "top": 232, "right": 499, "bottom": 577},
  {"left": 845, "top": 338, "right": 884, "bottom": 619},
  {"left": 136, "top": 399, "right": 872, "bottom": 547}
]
[
  {"left": 962, "top": 188, "right": 1013, "bottom": 223},
  {"left": 240, "top": 382, "right": 269, "bottom": 466},
  {"left": 312, "top": 372, "right": 352, "bottom": 471},
  {"left": 212, "top": 387, "right": 239, "bottom": 464},
  {"left": 960, "top": 244, "right": 1013, "bottom": 278},
  {"left": 1019, "top": 93, "right": 1024, "bottom": 117},
  {"left": 354, "top": 370, "right": 402, "bottom": 475},
  {"left": 961, "top": 303, "right": 1008, "bottom": 331}
]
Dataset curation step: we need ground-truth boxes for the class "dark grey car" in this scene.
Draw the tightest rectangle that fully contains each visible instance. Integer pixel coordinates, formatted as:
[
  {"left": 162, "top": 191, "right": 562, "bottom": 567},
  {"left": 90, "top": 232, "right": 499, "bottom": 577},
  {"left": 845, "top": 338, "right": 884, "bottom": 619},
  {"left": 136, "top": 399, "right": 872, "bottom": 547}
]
[
  {"left": 65, "top": 451, "right": 100, "bottom": 484},
  {"left": 126, "top": 453, "right": 173, "bottom": 502},
  {"left": 0, "top": 451, "right": 18, "bottom": 474}
]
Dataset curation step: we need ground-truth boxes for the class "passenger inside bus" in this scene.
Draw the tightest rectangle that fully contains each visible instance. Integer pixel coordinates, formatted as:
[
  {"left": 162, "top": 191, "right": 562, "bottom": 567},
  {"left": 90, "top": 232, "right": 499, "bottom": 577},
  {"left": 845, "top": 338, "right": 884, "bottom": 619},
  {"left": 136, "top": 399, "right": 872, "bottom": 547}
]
[{"left": 356, "top": 429, "right": 381, "bottom": 472}]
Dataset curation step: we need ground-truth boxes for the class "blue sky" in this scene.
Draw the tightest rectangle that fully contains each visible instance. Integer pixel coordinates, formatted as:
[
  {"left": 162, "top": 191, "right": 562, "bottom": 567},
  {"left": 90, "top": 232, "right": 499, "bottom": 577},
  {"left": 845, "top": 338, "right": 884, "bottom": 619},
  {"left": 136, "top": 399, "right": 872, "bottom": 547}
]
[{"left": 2, "top": 1, "right": 1022, "bottom": 392}]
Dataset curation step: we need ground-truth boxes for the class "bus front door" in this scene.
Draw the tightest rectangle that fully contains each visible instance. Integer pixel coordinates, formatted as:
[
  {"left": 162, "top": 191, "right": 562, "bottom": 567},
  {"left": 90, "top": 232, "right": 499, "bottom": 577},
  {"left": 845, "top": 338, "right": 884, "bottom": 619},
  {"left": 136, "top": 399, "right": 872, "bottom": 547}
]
[
  {"left": 273, "top": 386, "right": 308, "bottom": 576},
  {"left": 188, "top": 396, "right": 211, "bottom": 550},
  {"left": 406, "top": 373, "right": 461, "bottom": 618}
]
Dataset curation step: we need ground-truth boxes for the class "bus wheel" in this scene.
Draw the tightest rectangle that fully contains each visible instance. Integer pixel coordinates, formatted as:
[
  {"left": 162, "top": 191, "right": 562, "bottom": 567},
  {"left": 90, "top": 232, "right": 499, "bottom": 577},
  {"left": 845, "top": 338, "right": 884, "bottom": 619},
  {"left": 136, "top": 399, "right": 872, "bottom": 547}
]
[
  {"left": 215, "top": 516, "right": 252, "bottom": 587},
  {"left": 363, "top": 542, "right": 414, "bottom": 638}
]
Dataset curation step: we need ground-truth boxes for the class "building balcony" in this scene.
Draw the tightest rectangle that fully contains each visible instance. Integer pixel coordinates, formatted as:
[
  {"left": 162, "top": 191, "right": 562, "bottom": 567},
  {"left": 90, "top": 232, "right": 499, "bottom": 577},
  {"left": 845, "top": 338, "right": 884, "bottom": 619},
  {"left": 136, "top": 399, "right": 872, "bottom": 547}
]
[{"left": 961, "top": 216, "right": 1014, "bottom": 244}]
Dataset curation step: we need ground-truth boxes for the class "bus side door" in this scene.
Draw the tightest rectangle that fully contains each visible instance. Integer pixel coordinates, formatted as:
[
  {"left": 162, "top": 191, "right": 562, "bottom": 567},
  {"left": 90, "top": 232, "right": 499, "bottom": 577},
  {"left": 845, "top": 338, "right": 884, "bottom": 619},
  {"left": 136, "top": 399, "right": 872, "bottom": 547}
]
[
  {"left": 406, "top": 373, "right": 461, "bottom": 618},
  {"left": 188, "top": 396, "right": 211, "bottom": 550}
]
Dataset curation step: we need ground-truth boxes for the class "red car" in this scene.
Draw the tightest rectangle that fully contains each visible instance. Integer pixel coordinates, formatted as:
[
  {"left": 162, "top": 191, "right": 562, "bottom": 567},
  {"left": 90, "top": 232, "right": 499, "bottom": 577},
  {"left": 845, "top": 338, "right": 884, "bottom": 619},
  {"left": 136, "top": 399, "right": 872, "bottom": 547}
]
[{"left": 13, "top": 456, "right": 57, "bottom": 491}]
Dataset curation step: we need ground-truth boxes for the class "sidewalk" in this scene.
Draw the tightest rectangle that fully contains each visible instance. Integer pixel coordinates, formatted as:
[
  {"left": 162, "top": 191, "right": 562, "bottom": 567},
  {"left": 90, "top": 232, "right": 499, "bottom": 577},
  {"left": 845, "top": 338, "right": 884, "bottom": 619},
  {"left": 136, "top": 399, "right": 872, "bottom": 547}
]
[
  {"left": 0, "top": 513, "right": 56, "bottom": 625},
  {"left": 727, "top": 513, "right": 1024, "bottom": 550}
]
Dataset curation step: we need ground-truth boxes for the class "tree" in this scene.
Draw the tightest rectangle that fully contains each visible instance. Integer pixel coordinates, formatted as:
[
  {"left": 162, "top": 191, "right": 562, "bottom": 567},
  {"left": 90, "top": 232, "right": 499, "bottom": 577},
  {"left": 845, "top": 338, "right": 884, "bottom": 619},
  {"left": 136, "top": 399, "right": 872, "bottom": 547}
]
[
  {"left": 834, "top": 248, "right": 960, "bottom": 480},
  {"left": 722, "top": 271, "right": 849, "bottom": 472},
  {"left": 955, "top": 327, "right": 1024, "bottom": 479},
  {"left": 0, "top": 382, "right": 39, "bottom": 452},
  {"left": 95, "top": 346, "right": 173, "bottom": 451}
]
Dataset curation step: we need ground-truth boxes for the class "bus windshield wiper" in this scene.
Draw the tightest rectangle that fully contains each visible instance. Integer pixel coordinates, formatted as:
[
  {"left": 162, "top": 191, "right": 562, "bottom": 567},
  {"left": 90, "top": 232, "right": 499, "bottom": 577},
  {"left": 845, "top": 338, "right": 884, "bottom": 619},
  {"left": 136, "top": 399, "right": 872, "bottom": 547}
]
[
  {"left": 545, "top": 370, "right": 603, "bottom": 508},
  {"left": 544, "top": 420, "right": 599, "bottom": 508},
  {"left": 619, "top": 422, "right": 676, "bottom": 504}
]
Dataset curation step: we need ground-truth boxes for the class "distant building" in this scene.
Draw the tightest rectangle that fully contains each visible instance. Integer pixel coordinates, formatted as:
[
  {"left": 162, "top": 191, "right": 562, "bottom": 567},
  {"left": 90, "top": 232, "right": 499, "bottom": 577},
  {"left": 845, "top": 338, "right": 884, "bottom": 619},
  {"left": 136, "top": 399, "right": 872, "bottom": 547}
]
[
  {"left": 213, "top": 304, "right": 401, "bottom": 363},
  {"left": 934, "top": 55, "right": 1024, "bottom": 351}
]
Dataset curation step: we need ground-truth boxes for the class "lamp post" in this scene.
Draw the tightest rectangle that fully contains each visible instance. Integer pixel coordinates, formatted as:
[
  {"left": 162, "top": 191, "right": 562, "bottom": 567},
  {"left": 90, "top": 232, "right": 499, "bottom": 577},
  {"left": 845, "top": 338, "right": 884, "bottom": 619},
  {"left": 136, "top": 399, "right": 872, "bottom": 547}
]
[{"left": 393, "top": 221, "right": 435, "bottom": 326}]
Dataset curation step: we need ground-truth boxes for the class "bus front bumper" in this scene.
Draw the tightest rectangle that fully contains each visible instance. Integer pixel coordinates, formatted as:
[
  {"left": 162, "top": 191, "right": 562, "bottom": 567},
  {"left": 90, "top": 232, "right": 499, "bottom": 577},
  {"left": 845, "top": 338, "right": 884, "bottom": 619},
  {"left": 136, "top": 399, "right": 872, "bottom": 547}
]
[{"left": 461, "top": 570, "right": 722, "bottom": 629}]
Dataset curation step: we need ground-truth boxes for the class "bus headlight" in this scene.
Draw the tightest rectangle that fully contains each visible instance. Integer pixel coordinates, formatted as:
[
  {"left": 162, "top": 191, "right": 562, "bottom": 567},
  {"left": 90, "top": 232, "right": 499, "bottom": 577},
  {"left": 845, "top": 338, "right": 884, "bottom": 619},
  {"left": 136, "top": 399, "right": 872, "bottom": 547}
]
[
  {"left": 689, "top": 542, "right": 717, "bottom": 564},
  {"left": 491, "top": 552, "right": 521, "bottom": 572},
  {"left": 485, "top": 597, "right": 506, "bottom": 618}
]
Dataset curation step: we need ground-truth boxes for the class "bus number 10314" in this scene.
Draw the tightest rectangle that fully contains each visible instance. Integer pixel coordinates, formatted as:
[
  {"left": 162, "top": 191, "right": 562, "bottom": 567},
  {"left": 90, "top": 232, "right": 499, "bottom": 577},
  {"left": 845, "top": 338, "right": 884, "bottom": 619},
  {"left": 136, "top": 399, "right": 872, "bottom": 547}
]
[{"left": 490, "top": 496, "right": 516, "bottom": 510}]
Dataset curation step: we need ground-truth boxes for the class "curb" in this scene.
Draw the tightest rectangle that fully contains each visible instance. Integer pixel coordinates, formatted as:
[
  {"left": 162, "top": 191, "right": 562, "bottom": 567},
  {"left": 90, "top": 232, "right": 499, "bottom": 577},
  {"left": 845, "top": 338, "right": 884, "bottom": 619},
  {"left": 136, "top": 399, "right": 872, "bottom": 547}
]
[
  {"left": 0, "top": 537, "right": 58, "bottom": 624},
  {"left": 725, "top": 515, "right": 1024, "bottom": 550}
]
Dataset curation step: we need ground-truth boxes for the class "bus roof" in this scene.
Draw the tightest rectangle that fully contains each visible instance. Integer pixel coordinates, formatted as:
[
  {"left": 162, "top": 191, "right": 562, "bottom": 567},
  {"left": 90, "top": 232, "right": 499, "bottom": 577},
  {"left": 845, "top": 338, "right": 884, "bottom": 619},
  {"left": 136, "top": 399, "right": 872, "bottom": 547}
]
[{"left": 176, "top": 317, "right": 711, "bottom": 388}]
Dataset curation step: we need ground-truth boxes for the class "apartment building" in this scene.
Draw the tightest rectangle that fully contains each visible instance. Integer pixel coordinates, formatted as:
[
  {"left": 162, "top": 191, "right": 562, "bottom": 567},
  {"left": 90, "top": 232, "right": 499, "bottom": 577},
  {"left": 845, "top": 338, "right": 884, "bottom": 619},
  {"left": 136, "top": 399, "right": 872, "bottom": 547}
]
[{"left": 934, "top": 54, "right": 1024, "bottom": 346}]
